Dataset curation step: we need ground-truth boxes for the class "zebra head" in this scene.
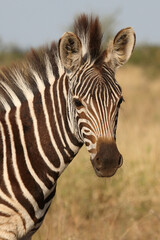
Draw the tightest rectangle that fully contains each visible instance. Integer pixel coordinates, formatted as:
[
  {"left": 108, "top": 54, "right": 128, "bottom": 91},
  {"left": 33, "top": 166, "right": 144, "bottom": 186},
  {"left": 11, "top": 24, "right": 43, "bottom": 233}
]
[{"left": 59, "top": 16, "right": 135, "bottom": 177}]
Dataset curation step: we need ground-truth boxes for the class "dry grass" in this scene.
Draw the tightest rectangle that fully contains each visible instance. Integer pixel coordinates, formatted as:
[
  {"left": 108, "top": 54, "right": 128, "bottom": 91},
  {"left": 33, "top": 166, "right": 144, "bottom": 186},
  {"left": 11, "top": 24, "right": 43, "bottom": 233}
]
[{"left": 33, "top": 66, "right": 160, "bottom": 240}]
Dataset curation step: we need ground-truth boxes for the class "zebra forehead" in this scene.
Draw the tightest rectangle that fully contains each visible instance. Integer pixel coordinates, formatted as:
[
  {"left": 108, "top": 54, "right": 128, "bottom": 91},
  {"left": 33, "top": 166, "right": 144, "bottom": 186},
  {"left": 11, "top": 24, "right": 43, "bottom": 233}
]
[
  {"left": 74, "top": 78, "right": 121, "bottom": 105},
  {"left": 73, "top": 65, "right": 122, "bottom": 101}
]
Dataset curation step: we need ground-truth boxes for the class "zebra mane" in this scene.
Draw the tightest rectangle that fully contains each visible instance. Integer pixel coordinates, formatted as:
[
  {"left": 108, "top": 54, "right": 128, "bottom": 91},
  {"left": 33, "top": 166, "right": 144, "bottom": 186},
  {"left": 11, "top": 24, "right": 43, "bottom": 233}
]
[
  {"left": 0, "top": 42, "right": 60, "bottom": 112},
  {"left": 73, "top": 14, "right": 103, "bottom": 62}
]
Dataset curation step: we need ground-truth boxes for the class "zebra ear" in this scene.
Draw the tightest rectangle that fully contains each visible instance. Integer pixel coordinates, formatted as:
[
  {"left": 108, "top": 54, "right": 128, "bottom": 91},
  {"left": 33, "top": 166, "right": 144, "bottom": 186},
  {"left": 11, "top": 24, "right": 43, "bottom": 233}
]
[
  {"left": 58, "top": 32, "right": 82, "bottom": 72},
  {"left": 105, "top": 27, "right": 136, "bottom": 70}
]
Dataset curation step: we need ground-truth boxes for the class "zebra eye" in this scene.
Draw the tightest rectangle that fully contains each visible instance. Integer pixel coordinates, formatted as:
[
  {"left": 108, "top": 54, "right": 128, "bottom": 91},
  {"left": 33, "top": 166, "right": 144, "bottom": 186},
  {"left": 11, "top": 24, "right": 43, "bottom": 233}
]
[
  {"left": 117, "top": 97, "right": 124, "bottom": 108},
  {"left": 74, "top": 98, "right": 83, "bottom": 108}
]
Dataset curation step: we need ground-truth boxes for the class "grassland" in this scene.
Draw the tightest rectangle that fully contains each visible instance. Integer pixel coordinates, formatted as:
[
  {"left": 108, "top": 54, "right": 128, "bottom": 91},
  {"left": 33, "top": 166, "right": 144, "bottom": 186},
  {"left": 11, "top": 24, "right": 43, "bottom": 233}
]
[{"left": 32, "top": 65, "right": 160, "bottom": 240}]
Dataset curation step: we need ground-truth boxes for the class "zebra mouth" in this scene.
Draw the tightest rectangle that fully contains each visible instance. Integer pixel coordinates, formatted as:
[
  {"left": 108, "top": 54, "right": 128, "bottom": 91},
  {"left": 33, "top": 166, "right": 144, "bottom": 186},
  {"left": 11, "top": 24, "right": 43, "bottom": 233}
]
[
  {"left": 94, "top": 167, "right": 118, "bottom": 178},
  {"left": 90, "top": 157, "right": 119, "bottom": 178}
]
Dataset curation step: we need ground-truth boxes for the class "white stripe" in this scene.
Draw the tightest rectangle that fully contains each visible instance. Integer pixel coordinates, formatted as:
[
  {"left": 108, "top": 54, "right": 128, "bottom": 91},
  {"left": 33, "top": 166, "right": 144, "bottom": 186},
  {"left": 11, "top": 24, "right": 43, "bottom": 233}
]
[
  {"left": 108, "top": 99, "right": 114, "bottom": 138},
  {"left": 87, "top": 99, "right": 100, "bottom": 136},
  {"left": 99, "top": 88, "right": 110, "bottom": 137},
  {"left": 45, "top": 55, "right": 56, "bottom": 85},
  {"left": 0, "top": 120, "right": 14, "bottom": 199},
  {"left": 103, "top": 88, "right": 110, "bottom": 135},
  {"left": 57, "top": 55, "right": 65, "bottom": 77}
]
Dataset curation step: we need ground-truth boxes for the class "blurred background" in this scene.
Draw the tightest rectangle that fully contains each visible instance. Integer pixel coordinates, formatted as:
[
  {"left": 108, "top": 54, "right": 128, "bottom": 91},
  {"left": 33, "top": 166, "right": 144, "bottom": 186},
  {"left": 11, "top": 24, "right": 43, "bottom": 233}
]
[{"left": 0, "top": 0, "right": 160, "bottom": 239}]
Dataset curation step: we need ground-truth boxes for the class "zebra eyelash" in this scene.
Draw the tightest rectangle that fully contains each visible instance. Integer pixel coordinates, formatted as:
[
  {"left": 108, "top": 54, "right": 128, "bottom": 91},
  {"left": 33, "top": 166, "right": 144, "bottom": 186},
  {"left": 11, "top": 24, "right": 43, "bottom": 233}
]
[
  {"left": 117, "top": 96, "right": 125, "bottom": 108},
  {"left": 73, "top": 98, "right": 83, "bottom": 108}
]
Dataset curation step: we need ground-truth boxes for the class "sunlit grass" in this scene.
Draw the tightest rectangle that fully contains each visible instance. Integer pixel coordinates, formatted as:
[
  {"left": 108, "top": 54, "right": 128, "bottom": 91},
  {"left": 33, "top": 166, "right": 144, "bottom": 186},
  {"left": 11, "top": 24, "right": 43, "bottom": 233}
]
[{"left": 129, "top": 45, "right": 160, "bottom": 79}]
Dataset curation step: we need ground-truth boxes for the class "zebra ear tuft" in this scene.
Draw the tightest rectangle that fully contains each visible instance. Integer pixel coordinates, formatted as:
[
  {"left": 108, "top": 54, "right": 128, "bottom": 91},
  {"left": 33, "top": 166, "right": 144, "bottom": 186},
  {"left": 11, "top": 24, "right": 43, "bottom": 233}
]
[
  {"left": 58, "top": 32, "right": 82, "bottom": 72},
  {"left": 105, "top": 27, "right": 136, "bottom": 70}
]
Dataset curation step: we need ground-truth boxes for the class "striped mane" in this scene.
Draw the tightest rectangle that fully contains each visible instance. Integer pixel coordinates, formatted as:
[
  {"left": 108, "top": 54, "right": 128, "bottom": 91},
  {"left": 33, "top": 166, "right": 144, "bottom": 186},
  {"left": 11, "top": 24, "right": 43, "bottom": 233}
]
[
  {"left": 74, "top": 14, "right": 103, "bottom": 61},
  {"left": 0, "top": 43, "right": 59, "bottom": 112}
]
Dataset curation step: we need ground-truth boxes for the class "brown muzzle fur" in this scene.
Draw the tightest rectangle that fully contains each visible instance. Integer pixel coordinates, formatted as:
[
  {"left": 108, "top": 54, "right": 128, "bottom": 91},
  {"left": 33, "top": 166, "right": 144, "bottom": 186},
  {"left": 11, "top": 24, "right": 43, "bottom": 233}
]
[{"left": 92, "top": 138, "right": 123, "bottom": 177}]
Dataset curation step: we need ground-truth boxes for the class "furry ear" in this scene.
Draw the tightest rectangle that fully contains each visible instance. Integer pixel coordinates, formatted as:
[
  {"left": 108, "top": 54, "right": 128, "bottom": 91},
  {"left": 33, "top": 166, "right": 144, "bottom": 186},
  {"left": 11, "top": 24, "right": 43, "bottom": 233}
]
[
  {"left": 58, "top": 32, "right": 82, "bottom": 72},
  {"left": 105, "top": 27, "right": 136, "bottom": 70}
]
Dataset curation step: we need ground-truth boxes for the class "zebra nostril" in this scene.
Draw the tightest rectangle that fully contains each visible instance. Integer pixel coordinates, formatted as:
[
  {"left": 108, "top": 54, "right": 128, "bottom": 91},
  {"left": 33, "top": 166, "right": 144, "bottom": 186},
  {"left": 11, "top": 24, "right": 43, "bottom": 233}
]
[
  {"left": 96, "top": 157, "right": 100, "bottom": 164},
  {"left": 95, "top": 157, "right": 102, "bottom": 170},
  {"left": 118, "top": 155, "right": 123, "bottom": 167}
]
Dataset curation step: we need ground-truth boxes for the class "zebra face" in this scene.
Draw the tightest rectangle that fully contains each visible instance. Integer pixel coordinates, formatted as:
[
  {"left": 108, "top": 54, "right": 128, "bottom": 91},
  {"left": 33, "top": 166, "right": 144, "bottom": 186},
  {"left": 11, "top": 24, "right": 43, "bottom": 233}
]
[
  {"left": 70, "top": 66, "right": 123, "bottom": 177},
  {"left": 59, "top": 25, "right": 135, "bottom": 177}
]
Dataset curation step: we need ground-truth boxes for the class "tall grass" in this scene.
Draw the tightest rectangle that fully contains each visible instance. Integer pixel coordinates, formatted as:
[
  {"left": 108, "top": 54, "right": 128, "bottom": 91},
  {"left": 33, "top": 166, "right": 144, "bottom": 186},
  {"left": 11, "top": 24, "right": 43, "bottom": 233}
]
[
  {"left": 129, "top": 45, "right": 160, "bottom": 79},
  {"left": 0, "top": 45, "right": 25, "bottom": 66},
  {"left": 33, "top": 66, "right": 160, "bottom": 240}
]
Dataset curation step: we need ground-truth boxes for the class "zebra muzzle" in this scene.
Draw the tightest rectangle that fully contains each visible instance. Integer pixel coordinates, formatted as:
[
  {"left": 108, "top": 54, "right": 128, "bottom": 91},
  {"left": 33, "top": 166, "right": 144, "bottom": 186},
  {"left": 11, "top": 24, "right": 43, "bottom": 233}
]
[{"left": 91, "top": 138, "right": 123, "bottom": 178}]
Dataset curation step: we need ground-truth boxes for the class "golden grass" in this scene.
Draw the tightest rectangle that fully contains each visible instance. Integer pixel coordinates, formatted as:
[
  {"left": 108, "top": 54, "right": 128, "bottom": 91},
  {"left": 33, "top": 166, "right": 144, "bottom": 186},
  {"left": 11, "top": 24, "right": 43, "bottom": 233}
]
[{"left": 33, "top": 66, "right": 160, "bottom": 240}]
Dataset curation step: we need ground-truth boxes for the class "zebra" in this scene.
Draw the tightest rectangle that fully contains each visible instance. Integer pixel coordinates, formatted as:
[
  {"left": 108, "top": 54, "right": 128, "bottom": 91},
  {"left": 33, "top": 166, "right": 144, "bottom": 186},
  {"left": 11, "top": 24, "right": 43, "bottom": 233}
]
[{"left": 0, "top": 14, "right": 135, "bottom": 239}]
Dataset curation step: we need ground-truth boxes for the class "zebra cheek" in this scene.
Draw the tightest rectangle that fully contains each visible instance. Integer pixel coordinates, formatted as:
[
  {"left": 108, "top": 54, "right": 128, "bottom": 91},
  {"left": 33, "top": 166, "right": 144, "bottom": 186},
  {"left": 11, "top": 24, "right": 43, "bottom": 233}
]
[{"left": 83, "top": 137, "right": 97, "bottom": 158}]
